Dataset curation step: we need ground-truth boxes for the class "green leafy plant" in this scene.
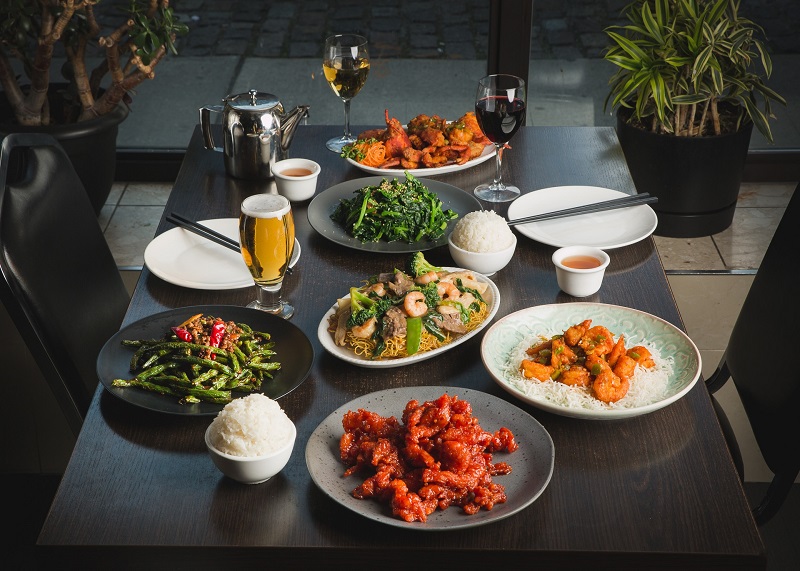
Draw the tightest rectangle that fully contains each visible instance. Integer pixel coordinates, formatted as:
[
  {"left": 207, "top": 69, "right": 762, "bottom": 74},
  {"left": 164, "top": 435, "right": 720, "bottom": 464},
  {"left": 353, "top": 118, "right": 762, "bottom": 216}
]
[
  {"left": 603, "top": 0, "right": 786, "bottom": 141},
  {"left": 0, "top": 0, "right": 188, "bottom": 126}
]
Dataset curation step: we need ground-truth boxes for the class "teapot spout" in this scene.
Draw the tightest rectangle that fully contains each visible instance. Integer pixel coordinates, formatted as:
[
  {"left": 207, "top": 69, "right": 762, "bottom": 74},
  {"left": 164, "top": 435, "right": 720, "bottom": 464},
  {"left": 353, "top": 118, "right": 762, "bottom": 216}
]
[{"left": 279, "top": 105, "right": 311, "bottom": 153}]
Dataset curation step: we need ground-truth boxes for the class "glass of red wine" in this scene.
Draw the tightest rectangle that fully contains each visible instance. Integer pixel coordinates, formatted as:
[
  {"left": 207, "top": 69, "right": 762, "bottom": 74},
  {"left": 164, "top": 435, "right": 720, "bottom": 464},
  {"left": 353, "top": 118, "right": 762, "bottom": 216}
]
[{"left": 473, "top": 74, "right": 527, "bottom": 202}]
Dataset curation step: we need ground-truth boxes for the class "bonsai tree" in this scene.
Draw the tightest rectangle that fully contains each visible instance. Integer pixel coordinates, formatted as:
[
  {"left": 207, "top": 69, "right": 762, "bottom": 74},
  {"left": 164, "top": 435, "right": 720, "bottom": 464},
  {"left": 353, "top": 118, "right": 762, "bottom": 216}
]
[
  {"left": 0, "top": 0, "right": 188, "bottom": 126},
  {"left": 603, "top": 0, "right": 786, "bottom": 142}
]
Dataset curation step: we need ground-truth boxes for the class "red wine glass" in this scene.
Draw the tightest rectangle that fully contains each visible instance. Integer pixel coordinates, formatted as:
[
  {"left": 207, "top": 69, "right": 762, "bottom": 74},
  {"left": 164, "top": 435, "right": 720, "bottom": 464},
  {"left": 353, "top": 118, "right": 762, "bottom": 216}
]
[{"left": 473, "top": 74, "right": 527, "bottom": 202}]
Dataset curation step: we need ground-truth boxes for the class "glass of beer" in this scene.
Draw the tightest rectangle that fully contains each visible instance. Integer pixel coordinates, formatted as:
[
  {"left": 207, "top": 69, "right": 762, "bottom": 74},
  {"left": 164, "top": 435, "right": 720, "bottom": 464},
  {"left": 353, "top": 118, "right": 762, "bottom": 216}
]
[{"left": 239, "top": 194, "right": 295, "bottom": 318}]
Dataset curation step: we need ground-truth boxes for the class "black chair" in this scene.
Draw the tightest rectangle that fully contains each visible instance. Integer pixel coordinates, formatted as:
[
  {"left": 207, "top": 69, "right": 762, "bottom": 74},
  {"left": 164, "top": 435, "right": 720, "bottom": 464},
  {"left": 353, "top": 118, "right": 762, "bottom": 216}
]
[
  {"left": 705, "top": 181, "right": 800, "bottom": 526},
  {"left": 0, "top": 133, "right": 130, "bottom": 436}
]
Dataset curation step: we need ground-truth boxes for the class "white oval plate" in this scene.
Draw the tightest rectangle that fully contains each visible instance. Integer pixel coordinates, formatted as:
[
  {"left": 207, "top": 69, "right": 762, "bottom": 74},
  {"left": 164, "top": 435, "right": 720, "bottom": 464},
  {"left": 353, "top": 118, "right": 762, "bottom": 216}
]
[
  {"left": 345, "top": 144, "right": 495, "bottom": 176},
  {"left": 507, "top": 186, "right": 658, "bottom": 249},
  {"left": 144, "top": 218, "right": 300, "bottom": 290},
  {"left": 305, "top": 386, "right": 554, "bottom": 530},
  {"left": 317, "top": 268, "right": 500, "bottom": 368},
  {"left": 481, "top": 303, "right": 701, "bottom": 420}
]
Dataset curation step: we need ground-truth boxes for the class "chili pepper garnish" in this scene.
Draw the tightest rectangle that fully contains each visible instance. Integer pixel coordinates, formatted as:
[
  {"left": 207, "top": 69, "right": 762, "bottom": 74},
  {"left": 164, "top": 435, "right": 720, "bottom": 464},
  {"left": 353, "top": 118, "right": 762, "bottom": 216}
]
[
  {"left": 210, "top": 320, "right": 225, "bottom": 347},
  {"left": 207, "top": 320, "right": 226, "bottom": 360},
  {"left": 171, "top": 326, "right": 193, "bottom": 343}
]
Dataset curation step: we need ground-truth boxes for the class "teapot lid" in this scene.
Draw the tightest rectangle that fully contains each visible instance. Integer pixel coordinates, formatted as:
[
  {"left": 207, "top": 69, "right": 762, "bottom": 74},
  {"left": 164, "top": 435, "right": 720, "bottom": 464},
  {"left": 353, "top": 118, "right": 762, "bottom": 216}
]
[{"left": 224, "top": 89, "right": 281, "bottom": 111}]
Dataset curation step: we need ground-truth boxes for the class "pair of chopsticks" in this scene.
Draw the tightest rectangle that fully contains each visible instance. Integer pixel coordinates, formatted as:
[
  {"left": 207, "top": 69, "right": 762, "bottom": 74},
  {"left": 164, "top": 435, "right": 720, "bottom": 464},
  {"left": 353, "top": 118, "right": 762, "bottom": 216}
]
[
  {"left": 506, "top": 193, "right": 657, "bottom": 226},
  {"left": 166, "top": 212, "right": 240, "bottom": 252}
]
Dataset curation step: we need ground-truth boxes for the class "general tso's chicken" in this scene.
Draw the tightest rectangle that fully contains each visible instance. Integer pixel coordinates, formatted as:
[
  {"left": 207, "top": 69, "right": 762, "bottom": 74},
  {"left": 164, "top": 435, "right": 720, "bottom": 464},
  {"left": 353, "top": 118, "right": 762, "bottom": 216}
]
[
  {"left": 383, "top": 109, "right": 412, "bottom": 158},
  {"left": 407, "top": 114, "right": 446, "bottom": 135},
  {"left": 457, "top": 111, "right": 491, "bottom": 145}
]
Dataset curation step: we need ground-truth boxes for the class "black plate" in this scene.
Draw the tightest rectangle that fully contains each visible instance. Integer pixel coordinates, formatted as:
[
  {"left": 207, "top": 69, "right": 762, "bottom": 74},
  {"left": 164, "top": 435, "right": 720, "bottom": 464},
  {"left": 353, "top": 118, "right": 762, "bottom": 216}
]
[
  {"left": 307, "top": 176, "right": 482, "bottom": 253},
  {"left": 97, "top": 305, "right": 314, "bottom": 415}
]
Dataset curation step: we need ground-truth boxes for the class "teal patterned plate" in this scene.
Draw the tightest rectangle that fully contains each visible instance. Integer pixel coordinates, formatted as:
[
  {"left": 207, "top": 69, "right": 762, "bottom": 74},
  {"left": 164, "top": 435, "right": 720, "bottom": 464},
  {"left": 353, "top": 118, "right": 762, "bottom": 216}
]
[{"left": 480, "top": 303, "right": 701, "bottom": 420}]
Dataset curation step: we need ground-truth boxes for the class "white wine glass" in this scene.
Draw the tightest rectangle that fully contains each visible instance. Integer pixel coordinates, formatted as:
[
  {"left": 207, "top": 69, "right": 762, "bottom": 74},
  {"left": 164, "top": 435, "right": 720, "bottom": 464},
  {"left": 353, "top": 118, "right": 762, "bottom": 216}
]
[
  {"left": 323, "top": 33, "right": 370, "bottom": 153},
  {"left": 473, "top": 74, "right": 527, "bottom": 202},
  {"left": 239, "top": 194, "right": 295, "bottom": 318}
]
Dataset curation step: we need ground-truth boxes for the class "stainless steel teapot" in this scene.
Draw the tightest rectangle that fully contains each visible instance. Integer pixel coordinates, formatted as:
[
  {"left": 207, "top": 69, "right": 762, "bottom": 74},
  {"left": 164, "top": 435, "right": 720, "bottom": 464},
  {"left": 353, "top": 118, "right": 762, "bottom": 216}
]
[{"left": 199, "top": 90, "right": 310, "bottom": 181}]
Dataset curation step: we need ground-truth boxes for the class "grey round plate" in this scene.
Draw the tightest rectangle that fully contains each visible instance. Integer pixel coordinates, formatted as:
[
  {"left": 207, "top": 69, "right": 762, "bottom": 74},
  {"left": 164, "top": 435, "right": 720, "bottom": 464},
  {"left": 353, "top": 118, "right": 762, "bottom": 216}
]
[
  {"left": 305, "top": 386, "right": 554, "bottom": 530},
  {"left": 307, "top": 176, "right": 482, "bottom": 253}
]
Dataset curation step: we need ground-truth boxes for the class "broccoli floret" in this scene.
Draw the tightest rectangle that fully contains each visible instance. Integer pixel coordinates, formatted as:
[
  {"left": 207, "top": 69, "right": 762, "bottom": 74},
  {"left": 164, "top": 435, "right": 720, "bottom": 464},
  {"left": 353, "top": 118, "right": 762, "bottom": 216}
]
[
  {"left": 407, "top": 251, "right": 443, "bottom": 278},
  {"left": 347, "top": 288, "right": 394, "bottom": 328}
]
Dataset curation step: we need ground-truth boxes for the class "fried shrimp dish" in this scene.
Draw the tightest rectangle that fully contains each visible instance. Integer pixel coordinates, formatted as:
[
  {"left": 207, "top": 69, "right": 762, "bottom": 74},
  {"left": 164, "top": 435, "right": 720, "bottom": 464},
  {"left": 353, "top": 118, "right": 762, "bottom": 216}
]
[
  {"left": 520, "top": 319, "right": 656, "bottom": 403},
  {"left": 341, "top": 109, "right": 493, "bottom": 169},
  {"left": 340, "top": 393, "right": 518, "bottom": 523},
  {"left": 328, "top": 252, "right": 490, "bottom": 360}
]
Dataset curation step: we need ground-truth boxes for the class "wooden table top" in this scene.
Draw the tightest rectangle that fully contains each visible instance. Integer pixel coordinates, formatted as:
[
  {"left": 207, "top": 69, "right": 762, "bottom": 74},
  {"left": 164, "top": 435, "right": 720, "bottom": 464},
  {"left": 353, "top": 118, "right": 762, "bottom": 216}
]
[{"left": 37, "top": 125, "right": 765, "bottom": 570}]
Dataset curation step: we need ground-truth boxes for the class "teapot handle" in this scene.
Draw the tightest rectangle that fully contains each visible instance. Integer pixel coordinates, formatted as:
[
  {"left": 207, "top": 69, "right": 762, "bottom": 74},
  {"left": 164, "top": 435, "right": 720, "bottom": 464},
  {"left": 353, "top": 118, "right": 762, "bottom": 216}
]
[{"left": 199, "top": 105, "right": 224, "bottom": 152}]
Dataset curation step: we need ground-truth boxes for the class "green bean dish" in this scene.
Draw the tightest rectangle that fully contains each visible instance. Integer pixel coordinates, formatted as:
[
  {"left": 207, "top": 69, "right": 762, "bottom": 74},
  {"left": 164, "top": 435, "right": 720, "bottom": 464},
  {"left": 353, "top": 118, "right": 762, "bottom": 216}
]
[{"left": 112, "top": 313, "right": 280, "bottom": 405}]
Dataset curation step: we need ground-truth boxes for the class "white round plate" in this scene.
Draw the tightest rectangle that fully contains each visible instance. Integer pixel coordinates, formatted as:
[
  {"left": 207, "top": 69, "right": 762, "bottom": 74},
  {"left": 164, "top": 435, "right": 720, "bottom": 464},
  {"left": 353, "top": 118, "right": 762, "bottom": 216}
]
[
  {"left": 507, "top": 186, "right": 658, "bottom": 249},
  {"left": 317, "top": 268, "right": 500, "bottom": 368},
  {"left": 481, "top": 303, "right": 701, "bottom": 420},
  {"left": 345, "top": 144, "right": 495, "bottom": 176},
  {"left": 144, "top": 218, "right": 300, "bottom": 290},
  {"left": 305, "top": 386, "right": 554, "bottom": 529}
]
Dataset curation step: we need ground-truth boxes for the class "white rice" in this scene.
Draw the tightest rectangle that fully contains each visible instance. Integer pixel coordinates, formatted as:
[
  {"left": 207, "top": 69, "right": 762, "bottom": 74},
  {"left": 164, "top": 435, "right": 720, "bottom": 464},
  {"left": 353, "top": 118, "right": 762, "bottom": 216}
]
[
  {"left": 501, "top": 329, "right": 673, "bottom": 411},
  {"left": 208, "top": 393, "right": 294, "bottom": 457},
  {"left": 451, "top": 210, "right": 515, "bottom": 253}
]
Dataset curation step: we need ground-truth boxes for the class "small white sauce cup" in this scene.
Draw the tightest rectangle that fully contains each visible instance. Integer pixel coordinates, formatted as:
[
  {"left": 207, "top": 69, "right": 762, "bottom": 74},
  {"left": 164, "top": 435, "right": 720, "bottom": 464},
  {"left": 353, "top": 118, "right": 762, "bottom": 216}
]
[
  {"left": 272, "top": 158, "right": 321, "bottom": 202},
  {"left": 552, "top": 245, "right": 610, "bottom": 297}
]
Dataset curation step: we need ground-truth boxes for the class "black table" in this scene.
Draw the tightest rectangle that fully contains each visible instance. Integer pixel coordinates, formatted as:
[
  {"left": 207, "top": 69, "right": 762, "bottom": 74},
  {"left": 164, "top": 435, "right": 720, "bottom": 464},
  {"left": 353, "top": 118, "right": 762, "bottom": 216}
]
[{"left": 37, "top": 125, "right": 765, "bottom": 570}]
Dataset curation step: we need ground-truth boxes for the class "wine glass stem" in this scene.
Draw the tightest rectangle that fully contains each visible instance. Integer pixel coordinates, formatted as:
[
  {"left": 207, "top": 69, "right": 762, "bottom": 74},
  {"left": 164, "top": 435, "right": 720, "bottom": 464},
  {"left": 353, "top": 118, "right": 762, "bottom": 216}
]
[
  {"left": 342, "top": 99, "right": 352, "bottom": 139},
  {"left": 493, "top": 144, "right": 504, "bottom": 187}
]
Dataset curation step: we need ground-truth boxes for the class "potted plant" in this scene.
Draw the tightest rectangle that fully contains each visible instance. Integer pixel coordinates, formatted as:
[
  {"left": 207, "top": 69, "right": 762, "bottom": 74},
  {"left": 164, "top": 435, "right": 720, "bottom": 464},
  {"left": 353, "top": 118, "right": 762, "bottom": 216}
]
[
  {"left": 0, "top": 0, "right": 188, "bottom": 214},
  {"left": 603, "top": 0, "right": 786, "bottom": 237}
]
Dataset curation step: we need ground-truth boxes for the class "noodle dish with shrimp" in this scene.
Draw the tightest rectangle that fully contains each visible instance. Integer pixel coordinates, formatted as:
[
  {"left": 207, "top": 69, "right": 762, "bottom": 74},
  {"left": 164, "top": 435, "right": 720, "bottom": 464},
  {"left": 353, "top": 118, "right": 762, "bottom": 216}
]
[{"left": 328, "top": 252, "right": 491, "bottom": 360}]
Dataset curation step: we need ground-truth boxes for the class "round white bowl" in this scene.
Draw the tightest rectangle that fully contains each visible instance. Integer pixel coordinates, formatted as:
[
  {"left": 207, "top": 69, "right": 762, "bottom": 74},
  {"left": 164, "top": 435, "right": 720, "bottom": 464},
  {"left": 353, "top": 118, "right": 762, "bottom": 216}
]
[
  {"left": 272, "top": 158, "right": 321, "bottom": 202},
  {"left": 551, "top": 245, "right": 610, "bottom": 297},
  {"left": 205, "top": 421, "right": 296, "bottom": 484},
  {"left": 448, "top": 233, "right": 517, "bottom": 276}
]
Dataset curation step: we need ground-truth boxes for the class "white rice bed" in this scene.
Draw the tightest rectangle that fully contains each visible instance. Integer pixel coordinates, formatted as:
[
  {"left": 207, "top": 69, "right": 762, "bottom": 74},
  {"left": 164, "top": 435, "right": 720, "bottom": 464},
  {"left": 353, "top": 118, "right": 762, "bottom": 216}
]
[{"left": 501, "top": 330, "right": 674, "bottom": 411}]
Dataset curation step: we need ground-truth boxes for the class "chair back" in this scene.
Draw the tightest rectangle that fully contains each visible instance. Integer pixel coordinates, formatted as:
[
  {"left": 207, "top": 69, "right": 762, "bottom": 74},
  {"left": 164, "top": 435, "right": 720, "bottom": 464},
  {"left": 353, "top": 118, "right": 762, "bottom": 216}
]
[
  {"left": 708, "top": 182, "right": 800, "bottom": 524},
  {"left": 0, "top": 133, "right": 130, "bottom": 435},
  {"left": 726, "top": 185, "right": 800, "bottom": 472}
]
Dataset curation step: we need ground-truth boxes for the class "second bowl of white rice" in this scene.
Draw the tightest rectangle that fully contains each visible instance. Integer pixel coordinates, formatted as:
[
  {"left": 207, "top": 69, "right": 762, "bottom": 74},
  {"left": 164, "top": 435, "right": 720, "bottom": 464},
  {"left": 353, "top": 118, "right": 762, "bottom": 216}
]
[
  {"left": 449, "top": 210, "right": 517, "bottom": 275},
  {"left": 205, "top": 393, "right": 296, "bottom": 484}
]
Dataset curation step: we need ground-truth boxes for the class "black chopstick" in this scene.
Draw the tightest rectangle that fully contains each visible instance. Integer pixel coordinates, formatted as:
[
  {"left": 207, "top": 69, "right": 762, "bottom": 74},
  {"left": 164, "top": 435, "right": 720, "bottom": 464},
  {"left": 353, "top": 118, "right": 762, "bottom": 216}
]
[
  {"left": 167, "top": 213, "right": 240, "bottom": 253},
  {"left": 506, "top": 193, "right": 658, "bottom": 226}
]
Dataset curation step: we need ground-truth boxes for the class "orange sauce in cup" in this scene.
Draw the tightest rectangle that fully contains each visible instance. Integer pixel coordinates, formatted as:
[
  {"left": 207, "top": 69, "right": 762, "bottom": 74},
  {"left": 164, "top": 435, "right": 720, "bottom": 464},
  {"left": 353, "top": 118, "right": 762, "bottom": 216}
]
[
  {"left": 279, "top": 167, "right": 314, "bottom": 177},
  {"left": 561, "top": 255, "right": 602, "bottom": 269}
]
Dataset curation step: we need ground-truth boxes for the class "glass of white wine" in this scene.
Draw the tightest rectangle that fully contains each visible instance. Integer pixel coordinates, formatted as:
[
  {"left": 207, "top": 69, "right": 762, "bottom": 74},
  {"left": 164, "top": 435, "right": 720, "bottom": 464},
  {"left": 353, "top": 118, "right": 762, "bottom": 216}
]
[
  {"left": 323, "top": 33, "right": 370, "bottom": 153},
  {"left": 239, "top": 194, "right": 295, "bottom": 318}
]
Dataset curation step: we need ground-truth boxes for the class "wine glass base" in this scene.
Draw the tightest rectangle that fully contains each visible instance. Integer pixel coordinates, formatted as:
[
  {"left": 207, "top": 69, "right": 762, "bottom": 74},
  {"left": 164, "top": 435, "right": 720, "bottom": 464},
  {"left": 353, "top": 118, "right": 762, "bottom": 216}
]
[
  {"left": 246, "top": 300, "right": 295, "bottom": 319},
  {"left": 326, "top": 135, "right": 356, "bottom": 153},
  {"left": 474, "top": 183, "right": 521, "bottom": 203}
]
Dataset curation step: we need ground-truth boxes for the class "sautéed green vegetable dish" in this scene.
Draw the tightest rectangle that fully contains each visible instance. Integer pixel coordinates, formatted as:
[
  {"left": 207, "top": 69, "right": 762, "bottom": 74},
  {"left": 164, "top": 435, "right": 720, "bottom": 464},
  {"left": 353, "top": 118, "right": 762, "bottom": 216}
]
[{"left": 330, "top": 173, "right": 458, "bottom": 243}]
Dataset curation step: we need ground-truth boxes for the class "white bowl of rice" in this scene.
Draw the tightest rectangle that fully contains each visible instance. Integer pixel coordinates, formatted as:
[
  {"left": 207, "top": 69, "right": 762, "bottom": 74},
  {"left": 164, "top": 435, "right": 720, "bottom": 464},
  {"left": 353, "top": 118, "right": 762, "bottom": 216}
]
[
  {"left": 448, "top": 210, "right": 517, "bottom": 276},
  {"left": 205, "top": 393, "right": 296, "bottom": 484}
]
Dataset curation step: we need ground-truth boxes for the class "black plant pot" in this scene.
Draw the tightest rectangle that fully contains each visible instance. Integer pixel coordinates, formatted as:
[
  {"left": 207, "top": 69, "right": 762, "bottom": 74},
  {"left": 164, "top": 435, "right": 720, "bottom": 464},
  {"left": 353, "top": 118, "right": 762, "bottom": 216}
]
[
  {"left": 0, "top": 92, "right": 129, "bottom": 216},
  {"left": 616, "top": 112, "right": 752, "bottom": 238}
]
